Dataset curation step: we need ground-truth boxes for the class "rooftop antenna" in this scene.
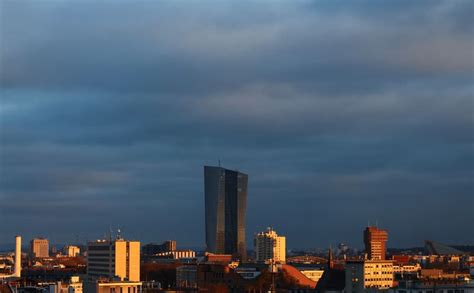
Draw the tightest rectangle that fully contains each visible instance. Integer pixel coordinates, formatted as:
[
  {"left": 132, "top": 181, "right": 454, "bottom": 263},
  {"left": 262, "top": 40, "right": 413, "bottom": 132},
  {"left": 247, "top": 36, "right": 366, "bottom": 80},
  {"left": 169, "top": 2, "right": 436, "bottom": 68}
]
[
  {"left": 117, "top": 227, "right": 122, "bottom": 240},
  {"left": 109, "top": 225, "right": 113, "bottom": 241},
  {"left": 218, "top": 159, "right": 221, "bottom": 167},
  {"left": 375, "top": 219, "right": 378, "bottom": 228}
]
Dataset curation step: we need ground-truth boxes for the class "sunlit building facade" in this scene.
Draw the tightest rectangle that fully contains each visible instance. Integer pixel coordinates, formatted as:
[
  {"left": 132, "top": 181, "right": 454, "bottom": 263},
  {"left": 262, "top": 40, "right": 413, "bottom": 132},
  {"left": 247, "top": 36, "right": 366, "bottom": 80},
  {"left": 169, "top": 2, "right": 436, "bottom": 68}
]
[
  {"left": 87, "top": 238, "right": 140, "bottom": 282},
  {"left": 30, "top": 238, "right": 49, "bottom": 258},
  {"left": 345, "top": 260, "right": 394, "bottom": 293},
  {"left": 364, "top": 226, "right": 388, "bottom": 260},
  {"left": 254, "top": 228, "right": 286, "bottom": 263}
]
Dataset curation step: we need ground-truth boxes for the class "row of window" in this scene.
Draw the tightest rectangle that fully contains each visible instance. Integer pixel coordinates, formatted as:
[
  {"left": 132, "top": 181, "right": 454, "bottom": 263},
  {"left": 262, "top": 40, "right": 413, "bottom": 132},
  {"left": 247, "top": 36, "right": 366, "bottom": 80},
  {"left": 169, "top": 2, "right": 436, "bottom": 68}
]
[
  {"left": 365, "top": 278, "right": 392, "bottom": 282},
  {"left": 368, "top": 271, "right": 392, "bottom": 275}
]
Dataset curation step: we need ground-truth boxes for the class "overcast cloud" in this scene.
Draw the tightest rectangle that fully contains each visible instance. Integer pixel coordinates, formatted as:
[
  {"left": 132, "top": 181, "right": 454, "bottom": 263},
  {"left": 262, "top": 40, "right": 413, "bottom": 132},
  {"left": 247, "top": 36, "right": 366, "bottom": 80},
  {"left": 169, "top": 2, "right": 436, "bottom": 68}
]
[{"left": 0, "top": 0, "right": 473, "bottom": 249}]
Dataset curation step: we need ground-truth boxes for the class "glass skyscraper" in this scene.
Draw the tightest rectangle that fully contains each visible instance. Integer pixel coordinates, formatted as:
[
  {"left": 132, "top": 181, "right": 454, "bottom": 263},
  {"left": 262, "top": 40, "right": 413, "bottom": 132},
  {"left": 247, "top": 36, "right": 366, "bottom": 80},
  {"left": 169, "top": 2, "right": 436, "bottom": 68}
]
[{"left": 204, "top": 166, "right": 248, "bottom": 260}]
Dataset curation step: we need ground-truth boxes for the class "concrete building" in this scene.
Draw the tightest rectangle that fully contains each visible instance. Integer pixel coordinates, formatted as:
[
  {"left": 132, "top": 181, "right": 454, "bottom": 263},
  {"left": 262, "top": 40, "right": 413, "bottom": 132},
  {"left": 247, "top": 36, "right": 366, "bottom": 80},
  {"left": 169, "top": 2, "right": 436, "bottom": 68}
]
[
  {"left": 345, "top": 260, "right": 394, "bottom": 293},
  {"left": 84, "top": 280, "right": 142, "bottom": 293},
  {"left": 254, "top": 228, "right": 286, "bottom": 263},
  {"left": 204, "top": 165, "right": 248, "bottom": 260},
  {"left": 155, "top": 249, "right": 196, "bottom": 259},
  {"left": 31, "top": 238, "right": 49, "bottom": 258},
  {"left": 298, "top": 269, "right": 324, "bottom": 283},
  {"left": 64, "top": 246, "right": 81, "bottom": 257},
  {"left": 393, "top": 263, "right": 421, "bottom": 276},
  {"left": 48, "top": 276, "right": 83, "bottom": 293},
  {"left": 87, "top": 238, "right": 140, "bottom": 282},
  {"left": 364, "top": 227, "right": 388, "bottom": 260}
]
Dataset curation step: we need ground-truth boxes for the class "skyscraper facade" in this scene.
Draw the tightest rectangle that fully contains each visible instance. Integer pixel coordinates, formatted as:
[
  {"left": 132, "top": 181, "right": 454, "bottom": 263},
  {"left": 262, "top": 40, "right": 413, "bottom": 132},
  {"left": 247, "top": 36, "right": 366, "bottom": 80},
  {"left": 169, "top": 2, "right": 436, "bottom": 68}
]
[
  {"left": 204, "top": 166, "right": 248, "bottom": 260},
  {"left": 364, "top": 226, "right": 388, "bottom": 260}
]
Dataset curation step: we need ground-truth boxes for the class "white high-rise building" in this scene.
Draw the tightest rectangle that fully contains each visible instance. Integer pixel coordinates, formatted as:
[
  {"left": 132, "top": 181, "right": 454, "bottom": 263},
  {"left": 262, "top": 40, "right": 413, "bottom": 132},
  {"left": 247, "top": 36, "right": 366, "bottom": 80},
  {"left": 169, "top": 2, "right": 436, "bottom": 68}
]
[{"left": 254, "top": 228, "right": 286, "bottom": 263}]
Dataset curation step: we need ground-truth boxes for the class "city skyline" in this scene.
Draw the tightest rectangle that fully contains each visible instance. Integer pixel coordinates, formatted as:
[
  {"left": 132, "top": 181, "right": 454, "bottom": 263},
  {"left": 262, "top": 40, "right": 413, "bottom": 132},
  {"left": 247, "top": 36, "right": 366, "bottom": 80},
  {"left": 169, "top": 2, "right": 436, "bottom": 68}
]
[{"left": 1, "top": 0, "right": 473, "bottom": 248}]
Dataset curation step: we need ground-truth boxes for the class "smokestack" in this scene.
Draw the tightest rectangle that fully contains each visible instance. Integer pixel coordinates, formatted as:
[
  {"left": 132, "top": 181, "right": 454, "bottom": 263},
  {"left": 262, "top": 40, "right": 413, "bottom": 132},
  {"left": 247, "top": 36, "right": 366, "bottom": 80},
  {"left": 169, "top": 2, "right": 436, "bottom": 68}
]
[{"left": 14, "top": 235, "right": 21, "bottom": 277}]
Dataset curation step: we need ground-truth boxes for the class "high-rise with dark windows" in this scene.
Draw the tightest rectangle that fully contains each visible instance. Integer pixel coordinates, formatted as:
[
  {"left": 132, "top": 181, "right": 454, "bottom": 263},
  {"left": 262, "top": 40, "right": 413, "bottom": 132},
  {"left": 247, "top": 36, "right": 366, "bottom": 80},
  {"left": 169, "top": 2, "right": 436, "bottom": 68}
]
[{"left": 204, "top": 166, "right": 248, "bottom": 260}]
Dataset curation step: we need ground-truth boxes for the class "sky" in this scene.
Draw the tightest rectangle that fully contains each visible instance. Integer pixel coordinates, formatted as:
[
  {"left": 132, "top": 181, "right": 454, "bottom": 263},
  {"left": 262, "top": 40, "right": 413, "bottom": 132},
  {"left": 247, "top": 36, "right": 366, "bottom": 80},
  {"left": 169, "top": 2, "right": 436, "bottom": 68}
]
[{"left": 0, "top": 0, "right": 473, "bottom": 250}]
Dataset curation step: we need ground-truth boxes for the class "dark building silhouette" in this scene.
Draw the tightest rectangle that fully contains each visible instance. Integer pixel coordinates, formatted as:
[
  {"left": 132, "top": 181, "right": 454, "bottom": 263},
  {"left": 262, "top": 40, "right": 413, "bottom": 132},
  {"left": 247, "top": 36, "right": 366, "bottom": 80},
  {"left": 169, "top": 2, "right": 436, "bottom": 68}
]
[
  {"left": 143, "top": 240, "right": 177, "bottom": 255},
  {"left": 364, "top": 226, "right": 388, "bottom": 260},
  {"left": 204, "top": 166, "right": 248, "bottom": 260}
]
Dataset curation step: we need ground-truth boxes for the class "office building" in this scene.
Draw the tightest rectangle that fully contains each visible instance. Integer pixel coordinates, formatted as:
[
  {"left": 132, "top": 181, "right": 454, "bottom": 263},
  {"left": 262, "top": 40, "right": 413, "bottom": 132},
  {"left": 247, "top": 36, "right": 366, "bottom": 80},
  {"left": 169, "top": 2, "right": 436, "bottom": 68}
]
[
  {"left": 345, "top": 260, "right": 394, "bottom": 293},
  {"left": 87, "top": 238, "right": 140, "bottom": 282},
  {"left": 254, "top": 228, "right": 286, "bottom": 263},
  {"left": 64, "top": 245, "right": 81, "bottom": 257},
  {"left": 30, "top": 238, "right": 49, "bottom": 258},
  {"left": 204, "top": 165, "right": 248, "bottom": 260},
  {"left": 364, "top": 226, "right": 388, "bottom": 260}
]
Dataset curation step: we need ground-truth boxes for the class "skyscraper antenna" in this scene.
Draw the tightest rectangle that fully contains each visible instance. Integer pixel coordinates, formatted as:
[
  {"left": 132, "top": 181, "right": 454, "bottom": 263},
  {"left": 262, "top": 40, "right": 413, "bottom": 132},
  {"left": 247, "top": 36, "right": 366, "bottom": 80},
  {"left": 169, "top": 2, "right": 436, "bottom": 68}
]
[
  {"left": 109, "top": 225, "right": 113, "bottom": 241},
  {"left": 375, "top": 219, "right": 378, "bottom": 227},
  {"left": 218, "top": 159, "right": 221, "bottom": 167}
]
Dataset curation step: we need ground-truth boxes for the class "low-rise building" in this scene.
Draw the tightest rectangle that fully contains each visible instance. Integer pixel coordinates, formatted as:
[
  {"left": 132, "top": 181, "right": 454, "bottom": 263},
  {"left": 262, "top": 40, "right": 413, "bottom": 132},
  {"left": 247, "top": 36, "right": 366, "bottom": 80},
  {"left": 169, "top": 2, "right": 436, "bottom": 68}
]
[
  {"left": 84, "top": 279, "right": 142, "bottom": 293},
  {"left": 48, "top": 276, "right": 83, "bottom": 293},
  {"left": 299, "top": 269, "right": 325, "bottom": 283},
  {"left": 154, "top": 249, "right": 196, "bottom": 259},
  {"left": 390, "top": 279, "right": 474, "bottom": 293},
  {"left": 345, "top": 260, "right": 394, "bottom": 293}
]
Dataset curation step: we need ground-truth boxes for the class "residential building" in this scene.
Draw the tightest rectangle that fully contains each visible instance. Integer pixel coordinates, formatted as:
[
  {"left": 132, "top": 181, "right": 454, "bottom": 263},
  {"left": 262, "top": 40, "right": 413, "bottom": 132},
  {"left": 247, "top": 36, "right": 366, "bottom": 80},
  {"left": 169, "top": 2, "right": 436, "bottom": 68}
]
[
  {"left": 30, "top": 238, "right": 49, "bottom": 258},
  {"left": 254, "top": 228, "right": 286, "bottom": 263},
  {"left": 87, "top": 238, "right": 140, "bottom": 282},
  {"left": 345, "top": 260, "right": 394, "bottom": 293},
  {"left": 364, "top": 226, "right": 389, "bottom": 260},
  {"left": 204, "top": 165, "right": 248, "bottom": 260}
]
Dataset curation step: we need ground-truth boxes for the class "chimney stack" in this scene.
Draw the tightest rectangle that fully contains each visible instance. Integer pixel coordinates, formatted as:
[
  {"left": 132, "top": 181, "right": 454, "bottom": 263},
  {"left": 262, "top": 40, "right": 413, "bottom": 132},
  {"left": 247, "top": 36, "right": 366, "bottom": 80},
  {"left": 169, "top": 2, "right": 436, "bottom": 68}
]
[{"left": 14, "top": 235, "right": 21, "bottom": 277}]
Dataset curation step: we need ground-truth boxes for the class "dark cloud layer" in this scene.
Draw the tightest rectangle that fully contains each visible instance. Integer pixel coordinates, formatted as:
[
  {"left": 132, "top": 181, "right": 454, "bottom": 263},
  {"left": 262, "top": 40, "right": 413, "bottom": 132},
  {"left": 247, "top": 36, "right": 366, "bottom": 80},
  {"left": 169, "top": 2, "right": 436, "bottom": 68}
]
[{"left": 1, "top": 0, "right": 473, "bottom": 249}]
